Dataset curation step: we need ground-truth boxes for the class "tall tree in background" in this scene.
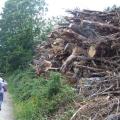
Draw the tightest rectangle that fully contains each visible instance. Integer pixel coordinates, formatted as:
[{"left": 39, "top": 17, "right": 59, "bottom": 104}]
[
  {"left": 0, "top": 0, "right": 47, "bottom": 72},
  {"left": 105, "top": 5, "right": 120, "bottom": 12}
]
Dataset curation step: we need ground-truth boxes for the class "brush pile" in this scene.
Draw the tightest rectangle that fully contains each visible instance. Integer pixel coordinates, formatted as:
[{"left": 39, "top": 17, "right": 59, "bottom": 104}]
[{"left": 34, "top": 9, "right": 120, "bottom": 120}]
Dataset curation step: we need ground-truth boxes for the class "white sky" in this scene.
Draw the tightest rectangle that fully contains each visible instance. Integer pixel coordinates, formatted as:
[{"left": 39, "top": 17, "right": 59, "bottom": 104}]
[
  {"left": 0, "top": 0, "right": 6, "bottom": 12},
  {"left": 0, "top": 0, "right": 120, "bottom": 17},
  {"left": 46, "top": 0, "right": 120, "bottom": 16}
]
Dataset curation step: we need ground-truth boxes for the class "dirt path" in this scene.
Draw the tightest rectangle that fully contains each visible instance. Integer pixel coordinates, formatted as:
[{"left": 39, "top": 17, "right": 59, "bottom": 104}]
[{"left": 0, "top": 92, "right": 15, "bottom": 120}]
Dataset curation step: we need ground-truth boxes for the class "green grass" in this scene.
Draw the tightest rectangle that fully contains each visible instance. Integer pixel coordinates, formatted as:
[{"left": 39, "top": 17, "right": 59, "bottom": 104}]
[{"left": 8, "top": 69, "right": 75, "bottom": 120}]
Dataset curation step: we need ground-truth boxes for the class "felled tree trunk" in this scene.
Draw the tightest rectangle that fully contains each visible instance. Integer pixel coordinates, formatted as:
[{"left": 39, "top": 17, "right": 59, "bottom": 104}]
[
  {"left": 88, "top": 41, "right": 113, "bottom": 57},
  {"left": 60, "top": 46, "right": 80, "bottom": 73}
]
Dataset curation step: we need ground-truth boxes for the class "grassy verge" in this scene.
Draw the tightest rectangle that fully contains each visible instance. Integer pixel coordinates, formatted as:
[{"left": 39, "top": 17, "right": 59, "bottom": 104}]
[{"left": 8, "top": 69, "right": 76, "bottom": 120}]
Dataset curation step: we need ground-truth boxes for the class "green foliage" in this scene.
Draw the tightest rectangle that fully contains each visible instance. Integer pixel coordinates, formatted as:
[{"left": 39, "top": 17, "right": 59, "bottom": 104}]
[
  {"left": 0, "top": 0, "right": 47, "bottom": 72},
  {"left": 47, "top": 73, "right": 61, "bottom": 98},
  {"left": 104, "top": 5, "right": 120, "bottom": 12},
  {"left": 35, "top": 16, "right": 64, "bottom": 43},
  {"left": 8, "top": 70, "right": 75, "bottom": 120}
]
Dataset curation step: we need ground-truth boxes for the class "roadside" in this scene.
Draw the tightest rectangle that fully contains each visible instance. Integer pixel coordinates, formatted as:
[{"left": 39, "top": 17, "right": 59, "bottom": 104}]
[{"left": 0, "top": 92, "right": 15, "bottom": 120}]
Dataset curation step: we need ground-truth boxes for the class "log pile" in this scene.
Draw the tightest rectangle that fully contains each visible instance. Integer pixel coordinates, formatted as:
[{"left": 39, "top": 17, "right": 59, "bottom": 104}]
[{"left": 34, "top": 9, "right": 120, "bottom": 119}]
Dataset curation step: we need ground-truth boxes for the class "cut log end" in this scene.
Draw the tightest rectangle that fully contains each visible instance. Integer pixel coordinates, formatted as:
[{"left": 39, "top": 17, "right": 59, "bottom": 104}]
[{"left": 88, "top": 46, "right": 96, "bottom": 57}]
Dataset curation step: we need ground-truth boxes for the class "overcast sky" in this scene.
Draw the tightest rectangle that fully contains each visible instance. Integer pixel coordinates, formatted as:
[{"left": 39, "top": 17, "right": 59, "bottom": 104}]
[
  {"left": 0, "top": 0, "right": 120, "bottom": 16},
  {"left": 0, "top": 0, "right": 6, "bottom": 12},
  {"left": 46, "top": 0, "right": 120, "bottom": 16}
]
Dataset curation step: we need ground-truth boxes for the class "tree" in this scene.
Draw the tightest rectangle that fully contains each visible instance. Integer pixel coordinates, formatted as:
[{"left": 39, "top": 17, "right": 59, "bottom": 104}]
[
  {"left": 105, "top": 5, "right": 120, "bottom": 12},
  {"left": 35, "top": 16, "right": 64, "bottom": 43},
  {"left": 0, "top": 0, "right": 47, "bottom": 72}
]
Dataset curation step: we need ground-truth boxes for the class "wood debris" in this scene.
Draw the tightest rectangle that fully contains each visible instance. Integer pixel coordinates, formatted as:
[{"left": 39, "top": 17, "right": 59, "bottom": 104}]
[{"left": 33, "top": 9, "right": 120, "bottom": 119}]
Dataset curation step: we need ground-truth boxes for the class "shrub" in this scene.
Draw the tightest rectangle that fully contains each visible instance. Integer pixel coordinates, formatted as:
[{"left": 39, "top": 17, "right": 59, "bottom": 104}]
[{"left": 8, "top": 69, "right": 75, "bottom": 120}]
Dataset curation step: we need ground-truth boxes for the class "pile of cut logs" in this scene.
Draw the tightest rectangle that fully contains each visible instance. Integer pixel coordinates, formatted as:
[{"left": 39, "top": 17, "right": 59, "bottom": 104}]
[{"left": 33, "top": 9, "right": 120, "bottom": 120}]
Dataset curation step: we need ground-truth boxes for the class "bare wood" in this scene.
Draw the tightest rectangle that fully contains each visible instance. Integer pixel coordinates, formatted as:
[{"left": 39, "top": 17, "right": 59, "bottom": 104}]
[
  {"left": 70, "top": 105, "right": 87, "bottom": 120},
  {"left": 75, "top": 64, "right": 104, "bottom": 71},
  {"left": 88, "top": 45, "right": 96, "bottom": 57}
]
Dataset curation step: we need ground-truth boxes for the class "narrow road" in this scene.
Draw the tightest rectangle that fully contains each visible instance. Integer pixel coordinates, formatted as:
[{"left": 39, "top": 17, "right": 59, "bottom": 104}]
[{"left": 0, "top": 92, "right": 15, "bottom": 120}]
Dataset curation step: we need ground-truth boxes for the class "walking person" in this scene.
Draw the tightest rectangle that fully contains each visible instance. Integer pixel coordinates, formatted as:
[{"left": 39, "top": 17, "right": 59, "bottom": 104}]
[{"left": 0, "top": 77, "right": 7, "bottom": 111}]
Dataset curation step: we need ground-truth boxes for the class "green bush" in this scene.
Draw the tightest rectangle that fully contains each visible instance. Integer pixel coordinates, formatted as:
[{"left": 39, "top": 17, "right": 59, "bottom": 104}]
[
  {"left": 8, "top": 69, "right": 75, "bottom": 120},
  {"left": 47, "top": 73, "right": 61, "bottom": 99}
]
